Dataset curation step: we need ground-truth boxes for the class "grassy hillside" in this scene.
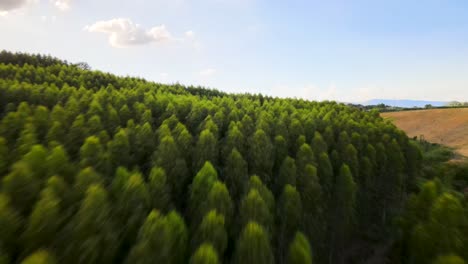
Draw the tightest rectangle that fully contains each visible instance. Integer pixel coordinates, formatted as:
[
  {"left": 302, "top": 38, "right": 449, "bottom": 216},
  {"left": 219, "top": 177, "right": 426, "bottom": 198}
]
[
  {"left": 0, "top": 51, "right": 467, "bottom": 264},
  {"left": 382, "top": 108, "right": 468, "bottom": 157}
]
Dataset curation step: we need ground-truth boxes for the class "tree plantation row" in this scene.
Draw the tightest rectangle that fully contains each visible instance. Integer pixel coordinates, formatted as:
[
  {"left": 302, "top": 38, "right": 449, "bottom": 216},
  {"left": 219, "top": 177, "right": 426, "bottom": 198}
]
[{"left": 0, "top": 51, "right": 467, "bottom": 264}]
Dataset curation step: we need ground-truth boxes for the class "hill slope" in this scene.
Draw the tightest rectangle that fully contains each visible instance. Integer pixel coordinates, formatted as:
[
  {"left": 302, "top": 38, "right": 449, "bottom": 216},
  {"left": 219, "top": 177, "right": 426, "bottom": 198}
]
[
  {"left": 382, "top": 108, "right": 468, "bottom": 157},
  {"left": 1, "top": 51, "right": 468, "bottom": 264},
  {"left": 362, "top": 99, "right": 447, "bottom": 108}
]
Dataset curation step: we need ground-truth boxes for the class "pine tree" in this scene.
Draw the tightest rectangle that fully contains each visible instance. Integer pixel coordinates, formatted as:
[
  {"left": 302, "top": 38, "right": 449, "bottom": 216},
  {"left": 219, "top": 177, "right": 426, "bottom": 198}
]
[
  {"left": 126, "top": 210, "right": 188, "bottom": 264},
  {"left": 329, "top": 164, "right": 357, "bottom": 263},
  {"left": 194, "top": 129, "right": 218, "bottom": 171},
  {"left": 153, "top": 135, "right": 189, "bottom": 206},
  {"left": 189, "top": 162, "right": 219, "bottom": 223},
  {"left": 276, "top": 156, "right": 297, "bottom": 195},
  {"left": 190, "top": 244, "right": 220, "bottom": 264},
  {"left": 62, "top": 184, "right": 117, "bottom": 264},
  {"left": 111, "top": 171, "right": 150, "bottom": 256},
  {"left": 249, "top": 129, "right": 273, "bottom": 185},
  {"left": 0, "top": 137, "right": 8, "bottom": 177},
  {"left": 21, "top": 188, "right": 61, "bottom": 254},
  {"left": 192, "top": 210, "right": 228, "bottom": 256},
  {"left": 317, "top": 152, "right": 334, "bottom": 199},
  {"left": 234, "top": 221, "right": 274, "bottom": 264},
  {"left": 2, "top": 162, "right": 40, "bottom": 215},
  {"left": 20, "top": 250, "right": 56, "bottom": 264},
  {"left": 224, "top": 148, "right": 248, "bottom": 203},
  {"left": 0, "top": 194, "right": 22, "bottom": 255},
  {"left": 432, "top": 255, "right": 465, "bottom": 264},
  {"left": 204, "top": 181, "right": 234, "bottom": 230},
  {"left": 239, "top": 189, "right": 273, "bottom": 233},
  {"left": 21, "top": 144, "right": 48, "bottom": 180},
  {"left": 108, "top": 128, "right": 131, "bottom": 171},
  {"left": 46, "top": 145, "right": 73, "bottom": 183},
  {"left": 287, "top": 232, "right": 313, "bottom": 264},
  {"left": 296, "top": 143, "right": 316, "bottom": 173},
  {"left": 79, "top": 136, "right": 106, "bottom": 173},
  {"left": 311, "top": 132, "right": 328, "bottom": 156},
  {"left": 277, "top": 184, "right": 303, "bottom": 262},
  {"left": 148, "top": 166, "right": 171, "bottom": 212}
]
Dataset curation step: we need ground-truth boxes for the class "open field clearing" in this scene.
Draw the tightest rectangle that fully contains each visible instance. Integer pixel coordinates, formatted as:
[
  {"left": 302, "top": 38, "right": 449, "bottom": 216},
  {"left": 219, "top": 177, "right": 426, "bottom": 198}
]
[{"left": 382, "top": 108, "right": 468, "bottom": 157}]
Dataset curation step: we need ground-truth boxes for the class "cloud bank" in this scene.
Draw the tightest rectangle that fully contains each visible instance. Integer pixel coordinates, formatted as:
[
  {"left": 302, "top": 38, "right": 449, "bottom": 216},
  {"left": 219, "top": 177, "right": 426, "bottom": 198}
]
[
  {"left": 0, "top": 0, "right": 71, "bottom": 13},
  {"left": 199, "top": 68, "right": 216, "bottom": 77},
  {"left": 86, "top": 18, "right": 176, "bottom": 48},
  {"left": 51, "top": 0, "right": 71, "bottom": 10},
  {"left": 0, "top": 0, "right": 30, "bottom": 11}
]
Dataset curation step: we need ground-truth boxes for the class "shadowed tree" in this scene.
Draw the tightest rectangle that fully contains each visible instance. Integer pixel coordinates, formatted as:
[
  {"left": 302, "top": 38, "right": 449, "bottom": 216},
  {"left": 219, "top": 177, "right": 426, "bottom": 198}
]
[
  {"left": 0, "top": 194, "right": 22, "bottom": 256},
  {"left": 0, "top": 137, "right": 8, "bottom": 177},
  {"left": 46, "top": 145, "right": 73, "bottom": 183},
  {"left": 79, "top": 136, "right": 106, "bottom": 173},
  {"left": 224, "top": 148, "right": 248, "bottom": 204},
  {"left": 296, "top": 143, "right": 316, "bottom": 173},
  {"left": 111, "top": 170, "right": 150, "bottom": 259},
  {"left": 275, "top": 156, "right": 297, "bottom": 196},
  {"left": 108, "top": 128, "right": 131, "bottom": 171},
  {"left": 2, "top": 162, "right": 40, "bottom": 215},
  {"left": 62, "top": 184, "right": 117, "bottom": 264},
  {"left": 300, "top": 165, "right": 324, "bottom": 252},
  {"left": 126, "top": 210, "right": 188, "bottom": 264},
  {"left": 329, "top": 164, "right": 357, "bottom": 264},
  {"left": 432, "top": 255, "right": 465, "bottom": 264},
  {"left": 249, "top": 129, "right": 273, "bottom": 185},
  {"left": 190, "top": 243, "right": 220, "bottom": 264},
  {"left": 20, "top": 250, "right": 56, "bottom": 264},
  {"left": 194, "top": 129, "right": 218, "bottom": 172},
  {"left": 67, "top": 114, "right": 88, "bottom": 158},
  {"left": 46, "top": 121, "right": 65, "bottom": 145},
  {"left": 311, "top": 132, "right": 328, "bottom": 156},
  {"left": 14, "top": 123, "right": 38, "bottom": 161},
  {"left": 189, "top": 162, "right": 218, "bottom": 225},
  {"left": 148, "top": 166, "right": 171, "bottom": 212},
  {"left": 153, "top": 134, "right": 189, "bottom": 207},
  {"left": 277, "top": 184, "right": 303, "bottom": 262},
  {"left": 21, "top": 188, "right": 61, "bottom": 255},
  {"left": 274, "top": 135, "right": 289, "bottom": 174},
  {"left": 22, "top": 144, "right": 48, "bottom": 180},
  {"left": 239, "top": 189, "right": 273, "bottom": 234},
  {"left": 317, "top": 152, "right": 334, "bottom": 200},
  {"left": 204, "top": 181, "right": 234, "bottom": 230},
  {"left": 192, "top": 210, "right": 228, "bottom": 257},
  {"left": 287, "top": 232, "right": 313, "bottom": 264},
  {"left": 223, "top": 125, "right": 245, "bottom": 159},
  {"left": 234, "top": 221, "right": 274, "bottom": 264}
]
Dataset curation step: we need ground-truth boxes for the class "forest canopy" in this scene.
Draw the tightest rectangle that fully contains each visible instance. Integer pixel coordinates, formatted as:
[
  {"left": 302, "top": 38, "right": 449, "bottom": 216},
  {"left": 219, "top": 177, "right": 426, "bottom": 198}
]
[{"left": 0, "top": 50, "right": 466, "bottom": 264}]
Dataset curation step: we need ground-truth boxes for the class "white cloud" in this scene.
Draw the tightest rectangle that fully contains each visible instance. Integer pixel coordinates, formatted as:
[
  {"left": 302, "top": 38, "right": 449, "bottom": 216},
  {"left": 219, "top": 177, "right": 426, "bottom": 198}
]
[
  {"left": 86, "top": 18, "right": 175, "bottom": 48},
  {"left": 185, "top": 30, "right": 195, "bottom": 38},
  {"left": 51, "top": 0, "right": 71, "bottom": 10},
  {"left": 41, "top": 15, "right": 57, "bottom": 22},
  {"left": 0, "top": 0, "right": 28, "bottom": 11},
  {"left": 199, "top": 68, "right": 216, "bottom": 77},
  {"left": 160, "top": 73, "right": 169, "bottom": 78}
]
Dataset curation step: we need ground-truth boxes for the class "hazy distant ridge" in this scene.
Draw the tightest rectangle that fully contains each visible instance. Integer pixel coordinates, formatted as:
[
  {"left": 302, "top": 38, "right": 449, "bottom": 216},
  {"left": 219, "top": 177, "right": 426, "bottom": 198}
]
[{"left": 362, "top": 99, "right": 448, "bottom": 108}]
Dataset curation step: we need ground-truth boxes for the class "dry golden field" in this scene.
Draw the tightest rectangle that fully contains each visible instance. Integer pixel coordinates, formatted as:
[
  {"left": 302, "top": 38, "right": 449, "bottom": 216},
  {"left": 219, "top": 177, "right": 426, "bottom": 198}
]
[{"left": 382, "top": 108, "right": 468, "bottom": 157}]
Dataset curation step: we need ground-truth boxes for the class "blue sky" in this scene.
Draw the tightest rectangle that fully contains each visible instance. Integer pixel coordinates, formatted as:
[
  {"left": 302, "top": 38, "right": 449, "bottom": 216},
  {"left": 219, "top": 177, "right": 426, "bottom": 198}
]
[{"left": 1, "top": 0, "right": 468, "bottom": 102}]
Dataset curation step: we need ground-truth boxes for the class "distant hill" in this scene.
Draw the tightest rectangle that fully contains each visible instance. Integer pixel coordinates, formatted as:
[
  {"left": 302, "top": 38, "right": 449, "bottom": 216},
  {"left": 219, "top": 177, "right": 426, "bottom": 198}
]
[
  {"left": 362, "top": 99, "right": 448, "bottom": 108},
  {"left": 382, "top": 108, "right": 468, "bottom": 157}
]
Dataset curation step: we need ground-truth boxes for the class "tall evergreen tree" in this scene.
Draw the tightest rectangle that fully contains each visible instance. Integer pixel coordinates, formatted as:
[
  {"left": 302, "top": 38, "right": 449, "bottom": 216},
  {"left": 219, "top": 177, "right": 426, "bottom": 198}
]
[
  {"left": 287, "top": 232, "right": 313, "bottom": 264},
  {"left": 234, "top": 222, "right": 274, "bottom": 264},
  {"left": 249, "top": 129, "right": 273, "bottom": 185},
  {"left": 224, "top": 148, "right": 248, "bottom": 203},
  {"left": 190, "top": 244, "right": 220, "bottom": 264},
  {"left": 192, "top": 210, "right": 228, "bottom": 256}
]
